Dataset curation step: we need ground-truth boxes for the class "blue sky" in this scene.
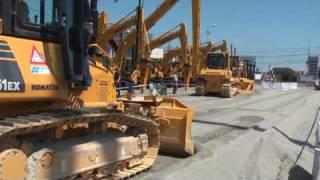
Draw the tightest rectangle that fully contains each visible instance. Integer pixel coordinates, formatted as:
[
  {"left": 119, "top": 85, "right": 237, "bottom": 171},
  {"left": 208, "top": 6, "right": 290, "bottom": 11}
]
[{"left": 99, "top": 0, "right": 320, "bottom": 71}]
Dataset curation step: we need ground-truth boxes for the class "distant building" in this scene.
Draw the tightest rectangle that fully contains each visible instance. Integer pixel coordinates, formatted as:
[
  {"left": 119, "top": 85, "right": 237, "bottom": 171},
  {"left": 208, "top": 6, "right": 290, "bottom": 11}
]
[
  {"left": 300, "top": 75, "right": 315, "bottom": 83},
  {"left": 238, "top": 56, "right": 256, "bottom": 64},
  {"left": 295, "top": 71, "right": 305, "bottom": 81},
  {"left": 272, "top": 67, "right": 297, "bottom": 82},
  {"left": 238, "top": 56, "right": 256, "bottom": 80},
  {"left": 306, "top": 56, "right": 319, "bottom": 79}
]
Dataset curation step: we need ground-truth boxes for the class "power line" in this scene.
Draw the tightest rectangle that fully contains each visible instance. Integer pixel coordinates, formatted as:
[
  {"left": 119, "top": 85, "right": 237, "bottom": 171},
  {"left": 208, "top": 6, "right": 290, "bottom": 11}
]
[
  {"left": 253, "top": 53, "right": 320, "bottom": 58},
  {"left": 237, "top": 46, "right": 320, "bottom": 55},
  {"left": 237, "top": 46, "right": 320, "bottom": 51},
  {"left": 257, "top": 61, "right": 307, "bottom": 65}
]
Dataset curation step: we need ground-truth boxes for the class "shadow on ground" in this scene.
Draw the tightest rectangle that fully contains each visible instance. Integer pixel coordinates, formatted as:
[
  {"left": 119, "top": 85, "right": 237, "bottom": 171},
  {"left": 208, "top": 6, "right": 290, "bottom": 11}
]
[
  {"left": 189, "top": 92, "right": 222, "bottom": 97},
  {"left": 193, "top": 119, "right": 266, "bottom": 132},
  {"left": 273, "top": 127, "right": 315, "bottom": 149},
  {"left": 288, "top": 165, "right": 312, "bottom": 180}
]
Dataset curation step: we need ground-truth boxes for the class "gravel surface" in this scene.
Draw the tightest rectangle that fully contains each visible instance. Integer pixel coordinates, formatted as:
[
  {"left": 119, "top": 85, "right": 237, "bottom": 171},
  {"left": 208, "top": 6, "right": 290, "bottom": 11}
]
[{"left": 136, "top": 86, "right": 320, "bottom": 180}]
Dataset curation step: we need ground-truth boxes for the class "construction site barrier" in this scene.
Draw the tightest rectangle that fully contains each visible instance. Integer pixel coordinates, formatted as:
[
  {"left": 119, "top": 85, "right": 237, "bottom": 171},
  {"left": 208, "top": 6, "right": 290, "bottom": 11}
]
[{"left": 261, "top": 81, "right": 298, "bottom": 90}]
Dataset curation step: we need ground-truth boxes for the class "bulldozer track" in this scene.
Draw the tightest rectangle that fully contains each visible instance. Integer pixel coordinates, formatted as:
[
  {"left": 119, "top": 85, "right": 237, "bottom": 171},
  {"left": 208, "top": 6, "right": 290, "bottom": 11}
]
[{"left": 0, "top": 108, "right": 160, "bottom": 179}]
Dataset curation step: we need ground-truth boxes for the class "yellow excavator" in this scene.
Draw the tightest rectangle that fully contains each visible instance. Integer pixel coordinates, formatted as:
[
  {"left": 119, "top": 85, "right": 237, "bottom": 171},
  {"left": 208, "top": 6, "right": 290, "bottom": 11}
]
[
  {"left": 160, "top": 41, "right": 213, "bottom": 89},
  {"left": 115, "top": 0, "right": 179, "bottom": 91},
  {"left": 162, "top": 48, "right": 185, "bottom": 78},
  {"left": 148, "top": 23, "right": 191, "bottom": 87},
  {"left": 0, "top": 0, "right": 193, "bottom": 179}
]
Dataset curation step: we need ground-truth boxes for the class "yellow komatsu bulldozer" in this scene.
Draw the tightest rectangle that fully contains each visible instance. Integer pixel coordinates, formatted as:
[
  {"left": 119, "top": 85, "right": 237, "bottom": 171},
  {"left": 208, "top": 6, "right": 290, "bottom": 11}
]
[
  {"left": 0, "top": 0, "right": 193, "bottom": 179},
  {"left": 195, "top": 41, "right": 255, "bottom": 97}
]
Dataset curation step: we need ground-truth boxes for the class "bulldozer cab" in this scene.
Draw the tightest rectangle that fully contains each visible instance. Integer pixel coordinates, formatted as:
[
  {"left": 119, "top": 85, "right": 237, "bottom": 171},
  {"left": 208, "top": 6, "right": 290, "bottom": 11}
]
[
  {"left": 206, "top": 53, "right": 230, "bottom": 70},
  {"left": 231, "top": 56, "right": 240, "bottom": 68},
  {"left": 0, "top": 0, "right": 98, "bottom": 89},
  {"left": 0, "top": 0, "right": 64, "bottom": 42},
  {"left": 243, "top": 59, "right": 256, "bottom": 80}
]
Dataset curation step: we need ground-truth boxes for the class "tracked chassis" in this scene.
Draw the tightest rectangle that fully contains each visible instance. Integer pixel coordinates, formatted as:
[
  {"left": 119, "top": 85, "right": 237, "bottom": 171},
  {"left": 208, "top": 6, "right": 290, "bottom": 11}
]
[{"left": 0, "top": 108, "right": 160, "bottom": 179}]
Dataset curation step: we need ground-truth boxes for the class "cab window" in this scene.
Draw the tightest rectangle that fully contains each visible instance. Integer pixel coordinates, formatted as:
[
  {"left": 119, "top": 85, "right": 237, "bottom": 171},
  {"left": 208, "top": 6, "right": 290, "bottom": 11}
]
[
  {"left": 207, "top": 54, "right": 227, "bottom": 69},
  {"left": 18, "top": 0, "right": 40, "bottom": 25},
  {"left": 17, "top": 0, "right": 61, "bottom": 30},
  {"left": 44, "top": 0, "right": 60, "bottom": 27},
  {"left": 0, "top": 2, "right": 3, "bottom": 19}
]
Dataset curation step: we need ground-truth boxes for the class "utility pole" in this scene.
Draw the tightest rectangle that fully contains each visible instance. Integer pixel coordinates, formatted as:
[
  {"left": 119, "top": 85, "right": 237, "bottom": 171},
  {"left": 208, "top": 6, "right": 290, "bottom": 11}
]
[{"left": 307, "top": 39, "right": 310, "bottom": 57}]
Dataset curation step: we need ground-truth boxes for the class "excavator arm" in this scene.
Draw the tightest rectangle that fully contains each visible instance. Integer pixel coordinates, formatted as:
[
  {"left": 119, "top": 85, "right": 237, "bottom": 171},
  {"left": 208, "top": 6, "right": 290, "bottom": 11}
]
[
  {"left": 96, "top": 10, "right": 137, "bottom": 49},
  {"left": 137, "top": 11, "right": 152, "bottom": 90},
  {"left": 211, "top": 40, "right": 228, "bottom": 52},
  {"left": 148, "top": 23, "right": 190, "bottom": 80},
  {"left": 149, "top": 23, "right": 191, "bottom": 87},
  {"left": 192, "top": 0, "right": 201, "bottom": 76},
  {"left": 149, "top": 23, "right": 186, "bottom": 51},
  {"left": 116, "top": 0, "right": 179, "bottom": 68}
]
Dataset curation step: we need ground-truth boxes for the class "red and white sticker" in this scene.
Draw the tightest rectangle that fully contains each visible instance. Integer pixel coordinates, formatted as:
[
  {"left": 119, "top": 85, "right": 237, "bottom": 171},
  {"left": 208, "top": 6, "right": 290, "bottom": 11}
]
[
  {"left": 30, "top": 46, "right": 46, "bottom": 65},
  {"left": 30, "top": 46, "right": 50, "bottom": 74}
]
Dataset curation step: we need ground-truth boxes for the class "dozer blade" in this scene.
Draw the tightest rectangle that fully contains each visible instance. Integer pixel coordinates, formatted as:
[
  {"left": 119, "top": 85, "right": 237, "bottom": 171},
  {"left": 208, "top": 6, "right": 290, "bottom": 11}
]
[
  {"left": 156, "top": 98, "right": 194, "bottom": 156},
  {"left": 119, "top": 96, "right": 195, "bottom": 156},
  {"left": 239, "top": 78, "right": 255, "bottom": 93}
]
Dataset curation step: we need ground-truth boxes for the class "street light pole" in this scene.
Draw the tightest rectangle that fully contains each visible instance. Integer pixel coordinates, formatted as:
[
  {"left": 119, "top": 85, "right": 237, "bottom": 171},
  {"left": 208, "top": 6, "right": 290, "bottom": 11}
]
[{"left": 206, "top": 24, "right": 216, "bottom": 41}]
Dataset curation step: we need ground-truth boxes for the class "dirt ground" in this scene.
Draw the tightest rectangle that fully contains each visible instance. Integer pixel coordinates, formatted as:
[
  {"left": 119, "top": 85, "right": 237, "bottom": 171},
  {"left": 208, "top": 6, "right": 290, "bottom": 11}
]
[{"left": 136, "top": 86, "right": 320, "bottom": 180}]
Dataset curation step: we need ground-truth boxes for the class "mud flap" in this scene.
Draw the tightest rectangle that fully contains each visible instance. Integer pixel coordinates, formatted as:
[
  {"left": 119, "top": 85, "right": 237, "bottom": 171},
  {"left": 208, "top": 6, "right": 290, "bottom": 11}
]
[{"left": 156, "top": 98, "right": 194, "bottom": 156}]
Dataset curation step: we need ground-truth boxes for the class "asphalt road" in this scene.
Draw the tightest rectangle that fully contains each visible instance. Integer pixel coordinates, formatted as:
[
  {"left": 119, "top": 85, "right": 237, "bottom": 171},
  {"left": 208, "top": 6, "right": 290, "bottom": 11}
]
[{"left": 136, "top": 86, "right": 320, "bottom": 180}]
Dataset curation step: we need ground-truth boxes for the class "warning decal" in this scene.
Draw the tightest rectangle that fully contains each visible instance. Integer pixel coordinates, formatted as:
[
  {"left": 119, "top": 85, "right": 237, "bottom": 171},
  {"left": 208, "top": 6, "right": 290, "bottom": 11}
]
[
  {"left": 29, "top": 46, "right": 51, "bottom": 75},
  {"left": 30, "top": 46, "right": 46, "bottom": 64}
]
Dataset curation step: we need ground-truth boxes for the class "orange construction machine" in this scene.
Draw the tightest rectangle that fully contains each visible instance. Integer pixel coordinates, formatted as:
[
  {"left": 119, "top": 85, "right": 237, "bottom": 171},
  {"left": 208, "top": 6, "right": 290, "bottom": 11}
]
[
  {"left": 148, "top": 23, "right": 191, "bottom": 87},
  {"left": 192, "top": 0, "right": 255, "bottom": 97},
  {"left": 0, "top": 0, "right": 194, "bottom": 179}
]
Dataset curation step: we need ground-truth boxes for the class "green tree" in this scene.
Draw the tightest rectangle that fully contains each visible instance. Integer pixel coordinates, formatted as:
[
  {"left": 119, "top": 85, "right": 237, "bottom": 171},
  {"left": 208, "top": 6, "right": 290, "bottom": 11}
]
[{"left": 281, "top": 69, "right": 292, "bottom": 82}]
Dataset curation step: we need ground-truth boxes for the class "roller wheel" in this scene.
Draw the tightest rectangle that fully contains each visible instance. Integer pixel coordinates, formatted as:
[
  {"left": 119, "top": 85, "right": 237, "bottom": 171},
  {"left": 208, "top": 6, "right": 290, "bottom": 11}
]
[{"left": 0, "top": 149, "right": 27, "bottom": 179}]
